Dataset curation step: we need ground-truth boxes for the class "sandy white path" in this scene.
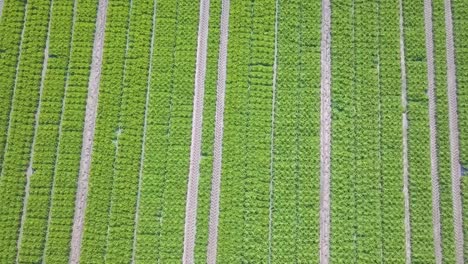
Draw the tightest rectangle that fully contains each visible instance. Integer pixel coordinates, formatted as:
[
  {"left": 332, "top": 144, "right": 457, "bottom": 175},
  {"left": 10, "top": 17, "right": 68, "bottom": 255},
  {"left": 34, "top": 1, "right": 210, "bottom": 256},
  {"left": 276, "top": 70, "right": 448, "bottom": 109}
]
[
  {"left": 70, "top": 0, "right": 107, "bottom": 262},
  {"left": 319, "top": 0, "right": 332, "bottom": 263}
]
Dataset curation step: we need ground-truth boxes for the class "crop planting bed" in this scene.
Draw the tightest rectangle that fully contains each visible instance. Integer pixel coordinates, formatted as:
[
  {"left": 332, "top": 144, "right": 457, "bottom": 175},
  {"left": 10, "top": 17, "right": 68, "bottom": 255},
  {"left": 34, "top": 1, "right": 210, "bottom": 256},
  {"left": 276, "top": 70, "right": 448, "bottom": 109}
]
[{"left": 0, "top": 0, "right": 466, "bottom": 263}]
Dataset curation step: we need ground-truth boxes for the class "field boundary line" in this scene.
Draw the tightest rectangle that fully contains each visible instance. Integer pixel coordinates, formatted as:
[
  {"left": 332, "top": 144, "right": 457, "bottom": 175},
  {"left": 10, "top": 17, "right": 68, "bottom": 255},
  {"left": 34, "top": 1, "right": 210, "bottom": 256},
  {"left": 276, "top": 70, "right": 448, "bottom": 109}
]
[
  {"left": 131, "top": 0, "right": 158, "bottom": 263},
  {"left": 182, "top": 0, "right": 211, "bottom": 261},
  {"left": 69, "top": 0, "right": 108, "bottom": 262},
  {"left": 423, "top": 0, "right": 443, "bottom": 263},
  {"left": 443, "top": 0, "right": 465, "bottom": 261},
  {"left": 399, "top": 0, "right": 411, "bottom": 262},
  {"left": 0, "top": 0, "right": 28, "bottom": 177},
  {"left": 319, "top": 0, "right": 331, "bottom": 262},
  {"left": 15, "top": 0, "right": 54, "bottom": 261},
  {"left": 205, "top": 0, "right": 230, "bottom": 262},
  {"left": 43, "top": 0, "right": 79, "bottom": 260}
]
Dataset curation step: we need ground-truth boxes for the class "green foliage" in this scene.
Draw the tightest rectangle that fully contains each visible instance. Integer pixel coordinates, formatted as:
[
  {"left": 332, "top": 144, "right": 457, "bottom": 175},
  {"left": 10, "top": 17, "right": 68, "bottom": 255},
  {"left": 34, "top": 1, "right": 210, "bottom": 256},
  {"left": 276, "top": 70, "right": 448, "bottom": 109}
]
[
  {"left": 403, "top": 0, "right": 436, "bottom": 262},
  {"left": 0, "top": 0, "right": 52, "bottom": 262},
  {"left": 432, "top": 0, "right": 456, "bottom": 262},
  {"left": 132, "top": 0, "right": 199, "bottom": 262},
  {"left": 270, "top": 0, "right": 321, "bottom": 262},
  {"left": 79, "top": 0, "right": 132, "bottom": 262},
  {"left": 453, "top": 0, "right": 468, "bottom": 261},
  {"left": 17, "top": 0, "right": 75, "bottom": 262},
  {"left": 331, "top": 0, "right": 406, "bottom": 262},
  {"left": 378, "top": 0, "right": 407, "bottom": 261},
  {"left": 44, "top": 0, "right": 99, "bottom": 260},
  {"left": 217, "top": 0, "right": 276, "bottom": 262},
  {"left": 0, "top": 0, "right": 27, "bottom": 168},
  {"left": 330, "top": 1, "right": 356, "bottom": 261}
]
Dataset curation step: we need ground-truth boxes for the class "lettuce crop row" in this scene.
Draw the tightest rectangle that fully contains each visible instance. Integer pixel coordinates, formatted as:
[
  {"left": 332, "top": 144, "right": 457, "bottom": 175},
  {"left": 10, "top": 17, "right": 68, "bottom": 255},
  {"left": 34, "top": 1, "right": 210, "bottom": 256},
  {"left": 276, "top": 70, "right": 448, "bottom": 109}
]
[
  {"left": 0, "top": 0, "right": 27, "bottom": 168},
  {"left": 42, "top": 0, "right": 98, "bottom": 261},
  {"left": 133, "top": 0, "right": 199, "bottom": 262},
  {"left": 402, "top": 0, "right": 436, "bottom": 262},
  {"left": 453, "top": 0, "right": 468, "bottom": 169},
  {"left": 17, "top": 0, "right": 99, "bottom": 262},
  {"left": 452, "top": 0, "right": 468, "bottom": 260},
  {"left": 82, "top": 0, "right": 155, "bottom": 262},
  {"left": 0, "top": 0, "right": 52, "bottom": 262},
  {"left": 216, "top": 0, "right": 276, "bottom": 262},
  {"left": 270, "top": 0, "right": 320, "bottom": 262},
  {"left": 331, "top": 0, "right": 406, "bottom": 262},
  {"left": 193, "top": 0, "right": 222, "bottom": 262},
  {"left": 352, "top": 1, "right": 384, "bottom": 261},
  {"left": 16, "top": 0, "right": 76, "bottom": 262},
  {"left": 101, "top": 0, "right": 154, "bottom": 262},
  {"left": 377, "top": 0, "right": 407, "bottom": 261},
  {"left": 432, "top": 0, "right": 456, "bottom": 262},
  {"left": 330, "top": 0, "right": 357, "bottom": 261},
  {"left": 79, "top": 0, "right": 132, "bottom": 262}
]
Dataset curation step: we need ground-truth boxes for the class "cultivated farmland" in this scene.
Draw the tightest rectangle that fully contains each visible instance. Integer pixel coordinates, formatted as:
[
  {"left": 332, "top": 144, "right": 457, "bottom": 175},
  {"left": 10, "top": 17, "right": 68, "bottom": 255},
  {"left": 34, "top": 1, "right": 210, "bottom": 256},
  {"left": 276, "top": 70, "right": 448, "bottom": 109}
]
[{"left": 0, "top": 0, "right": 466, "bottom": 263}]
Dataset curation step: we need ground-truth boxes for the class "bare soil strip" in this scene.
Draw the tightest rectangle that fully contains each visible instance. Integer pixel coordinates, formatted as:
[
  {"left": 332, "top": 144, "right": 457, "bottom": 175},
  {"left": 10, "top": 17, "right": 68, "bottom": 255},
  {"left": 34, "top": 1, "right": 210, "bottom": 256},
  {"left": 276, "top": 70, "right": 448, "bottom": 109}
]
[
  {"left": 131, "top": 1, "right": 158, "bottom": 263},
  {"left": 319, "top": 0, "right": 332, "bottom": 263},
  {"left": 267, "top": 0, "right": 279, "bottom": 262},
  {"left": 399, "top": 1, "right": 411, "bottom": 262},
  {"left": 16, "top": 1, "right": 54, "bottom": 261},
  {"left": 182, "top": 0, "right": 211, "bottom": 262},
  {"left": 423, "top": 1, "right": 443, "bottom": 263},
  {"left": 206, "top": 0, "right": 230, "bottom": 262},
  {"left": 69, "top": 0, "right": 108, "bottom": 262},
  {"left": 443, "top": 0, "right": 465, "bottom": 262}
]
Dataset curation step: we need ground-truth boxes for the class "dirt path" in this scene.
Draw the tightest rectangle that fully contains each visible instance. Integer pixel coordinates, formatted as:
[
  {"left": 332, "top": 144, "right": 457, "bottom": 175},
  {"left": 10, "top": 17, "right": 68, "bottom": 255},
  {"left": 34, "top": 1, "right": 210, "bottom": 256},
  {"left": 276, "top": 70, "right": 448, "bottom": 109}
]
[
  {"left": 69, "top": 0, "right": 107, "bottom": 262},
  {"left": 319, "top": 0, "right": 332, "bottom": 263},
  {"left": 182, "top": 0, "right": 211, "bottom": 262},
  {"left": 423, "top": 1, "right": 443, "bottom": 263},
  {"left": 205, "top": 0, "right": 230, "bottom": 263},
  {"left": 443, "top": 0, "right": 465, "bottom": 262}
]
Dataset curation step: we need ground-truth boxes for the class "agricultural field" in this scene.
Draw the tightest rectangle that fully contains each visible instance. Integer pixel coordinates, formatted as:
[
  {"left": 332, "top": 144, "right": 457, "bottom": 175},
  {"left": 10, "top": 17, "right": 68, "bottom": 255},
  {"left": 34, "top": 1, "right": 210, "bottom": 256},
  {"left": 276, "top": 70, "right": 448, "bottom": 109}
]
[{"left": 0, "top": 0, "right": 466, "bottom": 263}]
